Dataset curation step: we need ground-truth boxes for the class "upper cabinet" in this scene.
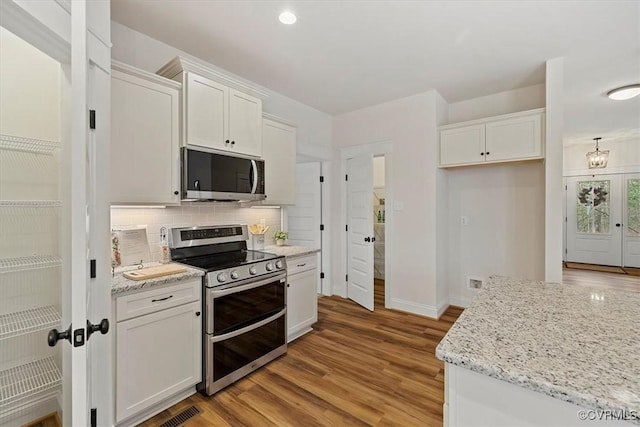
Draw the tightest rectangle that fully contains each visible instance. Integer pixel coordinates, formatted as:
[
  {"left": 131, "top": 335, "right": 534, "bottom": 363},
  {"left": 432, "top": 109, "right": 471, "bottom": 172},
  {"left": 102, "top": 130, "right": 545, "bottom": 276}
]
[
  {"left": 158, "top": 57, "right": 267, "bottom": 158},
  {"left": 262, "top": 114, "right": 297, "bottom": 205},
  {"left": 111, "top": 61, "right": 181, "bottom": 205},
  {"left": 439, "top": 108, "right": 545, "bottom": 168}
]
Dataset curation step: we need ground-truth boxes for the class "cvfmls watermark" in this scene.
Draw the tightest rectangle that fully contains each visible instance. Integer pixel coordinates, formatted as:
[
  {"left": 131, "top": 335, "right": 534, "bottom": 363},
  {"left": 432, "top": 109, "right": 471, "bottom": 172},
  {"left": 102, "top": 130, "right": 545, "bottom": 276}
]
[{"left": 577, "top": 409, "right": 638, "bottom": 422}]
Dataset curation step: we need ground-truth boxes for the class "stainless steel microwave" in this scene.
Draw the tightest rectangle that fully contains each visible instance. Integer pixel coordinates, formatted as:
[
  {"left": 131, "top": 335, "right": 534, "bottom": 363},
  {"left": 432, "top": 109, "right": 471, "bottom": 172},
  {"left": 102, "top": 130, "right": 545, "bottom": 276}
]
[{"left": 181, "top": 147, "right": 266, "bottom": 202}]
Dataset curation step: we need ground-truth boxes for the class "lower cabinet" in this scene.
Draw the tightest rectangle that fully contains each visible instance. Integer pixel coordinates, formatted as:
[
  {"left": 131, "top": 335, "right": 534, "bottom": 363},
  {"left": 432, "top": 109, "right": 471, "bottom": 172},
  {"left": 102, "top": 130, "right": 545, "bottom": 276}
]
[
  {"left": 115, "top": 280, "right": 201, "bottom": 424},
  {"left": 286, "top": 254, "right": 318, "bottom": 342}
]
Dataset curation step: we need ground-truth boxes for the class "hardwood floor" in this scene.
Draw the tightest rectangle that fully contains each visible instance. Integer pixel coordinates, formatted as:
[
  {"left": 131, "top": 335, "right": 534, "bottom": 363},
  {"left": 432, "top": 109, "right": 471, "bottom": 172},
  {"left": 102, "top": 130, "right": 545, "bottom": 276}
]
[
  {"left": 563, "top": 266, "right": 640, "bottom": 293},
  {"left": 139, "top": 297, "right": 463, "bottom": 427},
  {"left": 374, "top": 278, "right": 385, "bottom": 308}
]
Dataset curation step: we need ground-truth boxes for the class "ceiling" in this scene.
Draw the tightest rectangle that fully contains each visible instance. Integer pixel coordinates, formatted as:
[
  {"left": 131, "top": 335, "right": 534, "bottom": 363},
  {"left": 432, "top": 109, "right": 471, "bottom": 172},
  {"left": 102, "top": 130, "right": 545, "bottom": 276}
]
[{"left": 111, "top": 1, "right": 639, "bottom": 142}]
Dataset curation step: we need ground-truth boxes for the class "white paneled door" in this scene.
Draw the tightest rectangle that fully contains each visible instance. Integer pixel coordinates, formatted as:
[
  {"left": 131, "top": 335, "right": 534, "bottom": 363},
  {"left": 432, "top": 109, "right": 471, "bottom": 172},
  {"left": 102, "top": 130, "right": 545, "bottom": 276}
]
[
  {"left": 623, "top": 173, "right": 640, "bottom": 268},
  {"left": 286, "top": 163, "right": 322, "bottom": 248},
  {"left": 0, "top": 1, "right": 111, "bottom": 426},
  {"left": 566, "top": 175, "right": 623, "bottom": 266},
  {"left": 347, "top": 155, "right": 374, "bottom": 311}
]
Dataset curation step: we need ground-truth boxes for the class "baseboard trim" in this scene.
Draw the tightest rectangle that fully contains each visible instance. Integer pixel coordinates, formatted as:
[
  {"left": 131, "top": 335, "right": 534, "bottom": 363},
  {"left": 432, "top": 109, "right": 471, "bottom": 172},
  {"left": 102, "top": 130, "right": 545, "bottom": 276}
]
[{"left": 389, "top": 297, "right": 444, "bottom": 319}]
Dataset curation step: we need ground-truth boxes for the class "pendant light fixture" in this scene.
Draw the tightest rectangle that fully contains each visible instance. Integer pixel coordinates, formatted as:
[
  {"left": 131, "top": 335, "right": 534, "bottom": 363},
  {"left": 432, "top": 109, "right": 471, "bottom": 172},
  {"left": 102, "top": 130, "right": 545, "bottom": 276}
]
[{"left": 586, "top": 137, "right": 609, "bottom": 169}]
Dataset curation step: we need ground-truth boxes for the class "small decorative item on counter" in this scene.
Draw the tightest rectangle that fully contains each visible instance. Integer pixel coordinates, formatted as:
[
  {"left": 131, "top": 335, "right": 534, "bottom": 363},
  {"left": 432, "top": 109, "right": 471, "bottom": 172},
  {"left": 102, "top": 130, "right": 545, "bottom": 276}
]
[
  {"left": 111, "top": 232, "right": 121, "bottom": 267},
  {"left": 159, "top": 226, "right": 170, "bottom": 264},
  {"left": 382, "top": 210, "right": 385, "bottom": 223},
  {"left": 377, "top": 210, "right": 382, "bottom": 223},
  {"left": 273, "top": 230, "right": 288, "bottom": 246},
  {"left": 248, "top": 222, "right": 270, "bottom": 250}
]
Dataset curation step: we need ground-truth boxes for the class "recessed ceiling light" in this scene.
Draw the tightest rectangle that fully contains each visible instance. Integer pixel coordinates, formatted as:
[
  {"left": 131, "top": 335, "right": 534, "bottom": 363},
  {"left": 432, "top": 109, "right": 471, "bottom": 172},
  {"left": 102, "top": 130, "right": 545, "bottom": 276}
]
[
  {"left": 279, "top": 10, "right": 297, "bottom": 25},
  {"left": 607, "top": 84, "right": 640, "bottom": 100}
]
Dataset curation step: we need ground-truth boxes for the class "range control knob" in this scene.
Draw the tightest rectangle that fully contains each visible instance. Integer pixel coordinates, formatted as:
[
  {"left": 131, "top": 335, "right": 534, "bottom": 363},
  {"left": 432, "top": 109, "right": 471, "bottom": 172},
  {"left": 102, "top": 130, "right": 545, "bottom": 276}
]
[
  {"left": 217, "top": 272, "right": 228, "bottom": 283},
  {"left": 249, "top": 266, "right": 257, "bottom": 275},
  {"left": 266, "top": 262, "right": 274, "bottom": 271},
  {"left": 275, "top": 260, "right": 284, "bottom": 269},
  {"left": 230, "top": 270, "right": 239, "bottom": 280}
]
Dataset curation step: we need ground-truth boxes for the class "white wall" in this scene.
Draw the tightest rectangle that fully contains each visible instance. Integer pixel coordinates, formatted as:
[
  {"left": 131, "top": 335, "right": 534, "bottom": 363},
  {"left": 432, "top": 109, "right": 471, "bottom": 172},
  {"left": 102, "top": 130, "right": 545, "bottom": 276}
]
[
  {"left": 447, "top": 163, "right": 545, "bottom": 306},
  {"left": 373, "top": 156, "right": 385, "bottom": 188},
  {"left": 445, "top": 87, "right": 546, "bottom": 307},
  {"left": 110, "top": 22, "right": 332, "bottom": 150},
  {"left": 447, "top": 84, "right": 545, "bottom": 124},
  {"left": 435, "top": 92, "right": 450, "bottom": 310},
  {"left": 332, "top": 91, "right": 447, "bottom": 317},
  {"left": 0, "top": 27, "right": 60, "bottom": 141}
]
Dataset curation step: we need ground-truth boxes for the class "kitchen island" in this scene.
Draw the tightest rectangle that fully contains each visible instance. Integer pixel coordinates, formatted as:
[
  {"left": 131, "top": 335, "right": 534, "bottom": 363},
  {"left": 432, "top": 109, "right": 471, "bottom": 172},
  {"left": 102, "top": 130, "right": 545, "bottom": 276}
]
[{"left": 436, "top": 276, "right": 639, "bottom": 426}]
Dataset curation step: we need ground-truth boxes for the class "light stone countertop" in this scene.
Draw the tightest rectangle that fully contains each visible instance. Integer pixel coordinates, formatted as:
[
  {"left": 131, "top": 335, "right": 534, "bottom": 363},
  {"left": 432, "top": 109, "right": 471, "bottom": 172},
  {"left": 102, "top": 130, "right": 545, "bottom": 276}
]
[
  {"left": 263, "top": 245, "right": 320, "bottom": 258},
  {"left": 436, "top": 275, "right": 640, "bottom": 423},
  {"left": 111, "top": 262, "right": 204, "bottom": 295}
]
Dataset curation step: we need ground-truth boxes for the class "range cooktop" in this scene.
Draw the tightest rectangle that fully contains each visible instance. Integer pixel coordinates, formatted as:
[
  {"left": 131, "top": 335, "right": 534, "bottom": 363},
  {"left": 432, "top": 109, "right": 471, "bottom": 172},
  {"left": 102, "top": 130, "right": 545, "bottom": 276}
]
[{"left": 176, "top": 249, "right": 279, "bottom": 272}]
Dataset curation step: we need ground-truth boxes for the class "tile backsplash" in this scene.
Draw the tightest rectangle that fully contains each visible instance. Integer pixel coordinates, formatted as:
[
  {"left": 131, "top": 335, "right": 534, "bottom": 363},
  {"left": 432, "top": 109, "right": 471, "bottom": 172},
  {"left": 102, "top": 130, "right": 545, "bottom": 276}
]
[{"left": 111, "top": 204, "right": 282, "bottom": 263}]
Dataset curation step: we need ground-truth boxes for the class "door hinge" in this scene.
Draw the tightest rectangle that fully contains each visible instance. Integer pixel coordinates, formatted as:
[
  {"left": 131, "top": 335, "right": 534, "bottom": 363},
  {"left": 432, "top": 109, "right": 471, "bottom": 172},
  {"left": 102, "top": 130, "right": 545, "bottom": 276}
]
[
  {"left": 320, "top": 175, "right": 324, "bottom": 183},
  {"left": 89, "top": 110, "right": 96, "bottom": 130},
  {"left": 73, "top": 328, "right": 85, "bottom": 347},
  {"left": 345, "top": 224, "right": 348, "bottom": 232},
  {"left": 565, "top": 217, "right": 567, "bottom": 222},
  {"left": 320, "top": 272, "right": 325, "bottom": 279},
  {"left": 565, "top": 248, "right": 568, "bottom": 254},
  {"left": 346, "top": 274, "right": 348, "bottom": 282},
  {"left": 91, "top": 408, "right": 97, "bottom": 427},
  {"left": 90, "top": 259, "right": 96, "bottom": 279},
  {"left": 565, "top": 185, "right": 567, "bottom": 190},
  {"left": 320, "top": 224, "right": 324, "bottom": 231},
  {"left": 345, "top": 174, "right": 348, "bottom": 181}
]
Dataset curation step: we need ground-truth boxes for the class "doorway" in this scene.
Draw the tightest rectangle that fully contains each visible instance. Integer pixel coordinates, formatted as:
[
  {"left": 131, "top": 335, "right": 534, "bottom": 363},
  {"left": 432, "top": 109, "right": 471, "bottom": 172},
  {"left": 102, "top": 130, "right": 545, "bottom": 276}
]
[
  {"left": 373, "top": 156, "right": 386, "bottom": 309},
  {"left": 342, "top": 142, "right": 392, "bottom": 312},
  {"left": 565, "top": 173, "right": 640, "bottom": 268}
]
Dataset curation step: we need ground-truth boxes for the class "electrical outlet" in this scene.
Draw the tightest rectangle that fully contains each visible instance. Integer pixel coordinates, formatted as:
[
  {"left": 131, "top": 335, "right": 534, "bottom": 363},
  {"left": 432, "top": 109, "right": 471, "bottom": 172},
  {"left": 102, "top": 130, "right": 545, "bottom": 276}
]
[{"left": 468, "top": 277, "right": 483, "bottom": 289}]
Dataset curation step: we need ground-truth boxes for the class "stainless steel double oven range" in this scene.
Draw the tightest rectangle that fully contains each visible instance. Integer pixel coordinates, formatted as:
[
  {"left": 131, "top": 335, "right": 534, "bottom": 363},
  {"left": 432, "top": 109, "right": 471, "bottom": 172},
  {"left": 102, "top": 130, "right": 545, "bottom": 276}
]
[{"left": 169, "top": 225, "right": 287, "bottom": 395}]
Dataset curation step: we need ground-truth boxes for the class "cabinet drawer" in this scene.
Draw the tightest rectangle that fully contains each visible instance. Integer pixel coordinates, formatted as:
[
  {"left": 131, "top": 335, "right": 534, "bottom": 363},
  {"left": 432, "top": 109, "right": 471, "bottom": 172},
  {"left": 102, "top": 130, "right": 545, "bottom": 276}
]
[
  {"left": 287, "top": 254, "right": 317, "bottom": 276},
  {"left": 116, "top": 278, "right": 201, "bottom": 322}
]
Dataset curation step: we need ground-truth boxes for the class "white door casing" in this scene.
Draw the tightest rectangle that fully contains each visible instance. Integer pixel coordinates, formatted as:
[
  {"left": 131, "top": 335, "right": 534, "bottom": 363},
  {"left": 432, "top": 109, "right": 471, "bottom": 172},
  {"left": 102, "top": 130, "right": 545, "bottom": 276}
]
[
  {"left": 347, "top": 155, "right": 374, "bottom": 311},
  {"left": 623, "top": 173, "right": 640, "bottom": 268},
  {"left": 566, "top": 175, "right": 622, "bottom": 266}
]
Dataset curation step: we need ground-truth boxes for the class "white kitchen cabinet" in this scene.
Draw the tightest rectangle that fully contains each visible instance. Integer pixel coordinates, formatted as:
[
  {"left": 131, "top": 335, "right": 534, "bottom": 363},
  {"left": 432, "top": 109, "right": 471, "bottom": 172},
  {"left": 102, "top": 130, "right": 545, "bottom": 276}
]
[
  {"left": 157, "top": 57, "right": 267, "bottom": 157},
  {"left": 439, "top": 108, "right": 544, "bottom": 167},
  {"left": 287, "top": 254, "right": 318, "bottom": 342},
  {"left": 262, "top": 114, "right": 297, "bottom": 205},
  {"left": 111, "top": 61, "right": 181, "bottom": 205},
  {"left": 115, "top": 279, "right": 201, "bottom": 424}
]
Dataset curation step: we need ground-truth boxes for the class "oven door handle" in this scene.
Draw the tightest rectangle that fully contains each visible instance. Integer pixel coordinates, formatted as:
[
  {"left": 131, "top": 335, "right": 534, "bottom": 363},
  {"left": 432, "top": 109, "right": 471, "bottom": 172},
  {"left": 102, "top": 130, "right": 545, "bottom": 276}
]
[
  {"left": 209, "top": 273, "right": 286, "bottom": 298},
  {"left": 212, "top": 308, "right": 286, "bottom": 343}
]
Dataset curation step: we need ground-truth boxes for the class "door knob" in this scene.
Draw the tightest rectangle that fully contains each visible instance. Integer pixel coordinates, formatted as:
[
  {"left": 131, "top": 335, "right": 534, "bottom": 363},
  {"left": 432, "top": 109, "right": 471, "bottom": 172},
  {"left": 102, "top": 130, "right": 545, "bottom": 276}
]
[
  {"left": 364, "top": 237, "right": 371, "bottom": 242},
  {"left": 87, "top": 318, "right": 109, "bottom": 341},
  {"left": 48, "top": 324, "right": 72, "bottom": 347},
  {"left": 616, "top": 223, "right": 622, "bottom": 227},
  {"left": 372, "top": 237, "right": 376, "bottom": 242}
]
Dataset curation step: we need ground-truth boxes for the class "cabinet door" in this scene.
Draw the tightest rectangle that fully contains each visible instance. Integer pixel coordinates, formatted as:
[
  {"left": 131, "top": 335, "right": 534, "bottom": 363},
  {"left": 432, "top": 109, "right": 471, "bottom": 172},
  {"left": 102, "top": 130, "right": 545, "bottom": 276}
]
[
  {"left": 116, "top": 301, "right": 201, "bottom": 422},
  {"left": 111, "top": 71, "right": 180, "bottom": 205},
  {"left": 185, "top": 72, "right": 228, "bottom": 150},
  {"left": 262, "top": 118, "right": 296, "bottom": 205},
  {"left": 287, "top": 268, "right": 318, "bottom": 342},
  {"left": 439, "top": 124, "right": 486, "bottom": 166},
  {"left": 485, "top": 113, "right": 542, "bottom": 162},
  {"left": 229, "top": 88, "right": 262, "bottom": 157}
]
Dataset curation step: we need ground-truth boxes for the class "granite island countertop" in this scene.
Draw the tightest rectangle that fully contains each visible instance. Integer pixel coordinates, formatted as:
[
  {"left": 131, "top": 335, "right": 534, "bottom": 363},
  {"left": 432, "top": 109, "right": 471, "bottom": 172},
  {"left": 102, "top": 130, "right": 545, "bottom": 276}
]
[
  {"left": 111, "top": 262, "right": 205, "bottom": 295},
  {"left": 436, "top": 276, "right": 640, "bottom": 424},
  {"left": 263, "top": 245, "right": 320, "bottom": 258}
]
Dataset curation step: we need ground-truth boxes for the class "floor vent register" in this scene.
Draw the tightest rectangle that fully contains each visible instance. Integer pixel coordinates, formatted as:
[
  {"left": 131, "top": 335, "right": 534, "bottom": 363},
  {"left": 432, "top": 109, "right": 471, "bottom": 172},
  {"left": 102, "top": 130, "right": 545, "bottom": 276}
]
[{"left": 158, "top": 405, "right": 201, "bottom": 427}]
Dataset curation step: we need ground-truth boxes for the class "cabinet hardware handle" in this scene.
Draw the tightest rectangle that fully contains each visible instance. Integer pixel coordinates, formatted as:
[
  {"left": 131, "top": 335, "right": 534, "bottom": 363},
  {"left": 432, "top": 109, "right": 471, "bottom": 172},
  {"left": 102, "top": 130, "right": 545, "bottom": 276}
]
[
  {"left": 231, "top": 140, "right": 235, "bottom": 145},
  {"left": 151, "top": 295, "right": 173, "bottom": 302},
  {"left": 287, "top": 284, "right": 290, "bottom": 288},
  {"left": 296, "top": 263, "right": 307, "bottom": 267},
  {"left": 616, "top": 223, "right": 622, "bottom": 227},
  {"left": 225, "top": 139, "right": 230, "bottom": 144},
  {"left": 174, "top": 190, "right": 179, "bottom": 195},
  {"left": 486, "top": 151, "right": 490, "bottom": 155},
  {"left": 481, "top": 152, "right": 485, "bottom": 156},
  {"left": 195, "top": 311, "right": 201, "bottom": 316}
]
